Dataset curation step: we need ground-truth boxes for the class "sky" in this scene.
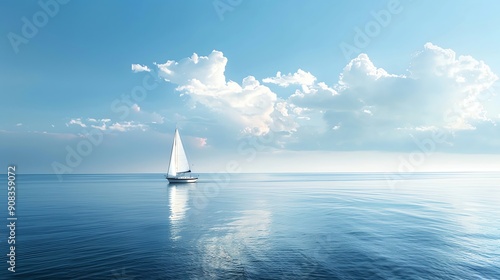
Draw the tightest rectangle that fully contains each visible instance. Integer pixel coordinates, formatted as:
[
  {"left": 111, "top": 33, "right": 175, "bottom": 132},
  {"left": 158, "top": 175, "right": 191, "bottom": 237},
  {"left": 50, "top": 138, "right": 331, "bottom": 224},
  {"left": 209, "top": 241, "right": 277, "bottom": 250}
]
[{"left": 2, "top": 0, "right": 500, "bottom": 174}]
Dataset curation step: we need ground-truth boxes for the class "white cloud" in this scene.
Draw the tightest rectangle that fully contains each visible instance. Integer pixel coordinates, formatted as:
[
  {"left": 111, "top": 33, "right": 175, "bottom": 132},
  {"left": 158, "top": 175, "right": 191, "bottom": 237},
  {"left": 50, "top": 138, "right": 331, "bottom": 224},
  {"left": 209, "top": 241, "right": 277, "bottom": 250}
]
[
  {"left": 263, "top": 69, "right": 316, "bottom": 89},
  {"left": 66, "top": 118, "right": 149, "bottom": 133},
  {"left": 408, "top": 42, "right": 498, "bottom": 130},
  {"left": 194, "top": 137, "right": 208, "bottom": 148},
  {"left": 131, "top": 64, "right": 151, "bottom": 73},
  {"left": 138, "top": 44, "right": 499, "bottom": 152},
  {"left": 338, "top": 53, "right": 400, "bottom": 88},
  {"left": 67, "top": 118, "right": 86, "bottom": 128},
  {"left": 289, "top": 84, "right": 339, "bottom": 109},
  {"left": 283, "top": 44, "right": 498, "bottom": 137},
  {"left": 109, "top": 121, "right": 148, "bottom": 132},
  {"left": 84, "top": 118, "right": 111, "bottom": 131},
  {"left": 131, "top": 104, "right": 141, "bottom": 112},
  {"left": 280, "top": 44, "right": 497, "bottom": 150},
  {"left": 91, "top": 123, "right": 107, "bottom": 131},
  {"left": 157, "top": 51, "right": 227, "bottom": 87},
  {"left": 16, "top": 123, "right": 22, "bottom": 126},
  {"left": 156, "top": 50, "right": 296, "bottom": 135}
]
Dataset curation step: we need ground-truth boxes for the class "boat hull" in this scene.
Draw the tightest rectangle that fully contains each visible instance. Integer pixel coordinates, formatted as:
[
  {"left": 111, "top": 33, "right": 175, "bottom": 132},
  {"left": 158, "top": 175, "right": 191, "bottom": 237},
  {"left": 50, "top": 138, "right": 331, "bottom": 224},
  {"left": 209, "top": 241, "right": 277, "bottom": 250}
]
[{"left": 167, "top": 177, "right": 198, "bottom": 183}]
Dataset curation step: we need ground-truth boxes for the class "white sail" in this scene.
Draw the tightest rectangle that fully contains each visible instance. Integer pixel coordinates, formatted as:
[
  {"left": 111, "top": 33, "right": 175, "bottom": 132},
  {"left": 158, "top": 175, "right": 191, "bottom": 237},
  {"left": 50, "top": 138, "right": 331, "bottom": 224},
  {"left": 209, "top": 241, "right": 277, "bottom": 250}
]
[{"left": 167, "top": 129, "right": 191, "bottom": 177}]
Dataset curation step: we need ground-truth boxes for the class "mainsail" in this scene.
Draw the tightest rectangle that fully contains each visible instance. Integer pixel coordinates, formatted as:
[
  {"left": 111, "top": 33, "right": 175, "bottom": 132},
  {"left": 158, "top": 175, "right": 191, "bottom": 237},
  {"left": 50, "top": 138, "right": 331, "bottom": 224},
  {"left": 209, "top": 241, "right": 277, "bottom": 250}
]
[{"left": 167, "top": 129, "right": 191, "bottom": 178}]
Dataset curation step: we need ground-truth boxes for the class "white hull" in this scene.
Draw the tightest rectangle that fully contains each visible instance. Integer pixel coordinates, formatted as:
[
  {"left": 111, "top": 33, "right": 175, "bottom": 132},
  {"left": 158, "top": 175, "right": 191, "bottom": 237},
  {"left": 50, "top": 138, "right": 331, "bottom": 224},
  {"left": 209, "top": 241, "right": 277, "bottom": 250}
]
[{"left": 167, "top": 177, "right": 198, "bottom": 183}]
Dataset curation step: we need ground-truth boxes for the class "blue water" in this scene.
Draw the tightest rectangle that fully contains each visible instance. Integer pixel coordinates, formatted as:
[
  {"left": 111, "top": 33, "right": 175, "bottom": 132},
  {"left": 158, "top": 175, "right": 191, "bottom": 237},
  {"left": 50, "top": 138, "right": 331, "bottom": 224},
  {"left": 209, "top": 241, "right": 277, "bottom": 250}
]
[{"left": 1, "top": 173, "right": 499, "bottom": 279}]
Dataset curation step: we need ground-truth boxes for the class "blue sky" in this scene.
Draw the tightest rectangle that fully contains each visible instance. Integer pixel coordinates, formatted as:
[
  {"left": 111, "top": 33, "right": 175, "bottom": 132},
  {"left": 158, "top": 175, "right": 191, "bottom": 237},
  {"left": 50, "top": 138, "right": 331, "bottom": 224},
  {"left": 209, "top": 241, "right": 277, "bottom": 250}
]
[{"left": 2, "top": 0, "right": 500, "bottom": 174}]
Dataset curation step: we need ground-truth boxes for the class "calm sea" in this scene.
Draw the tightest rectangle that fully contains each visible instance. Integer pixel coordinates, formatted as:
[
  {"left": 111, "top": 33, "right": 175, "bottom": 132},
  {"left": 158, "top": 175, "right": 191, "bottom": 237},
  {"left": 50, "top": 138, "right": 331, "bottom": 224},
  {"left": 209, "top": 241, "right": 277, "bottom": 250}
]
[{"left": 1, "top": 173, "right": 499, "bottom": 279}]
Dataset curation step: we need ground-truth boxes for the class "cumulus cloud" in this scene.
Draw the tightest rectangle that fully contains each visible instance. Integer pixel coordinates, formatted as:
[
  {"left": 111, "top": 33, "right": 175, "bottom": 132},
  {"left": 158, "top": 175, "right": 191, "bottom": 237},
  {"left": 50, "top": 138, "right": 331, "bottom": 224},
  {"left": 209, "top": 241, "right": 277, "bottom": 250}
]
[
  {"left": 288, "top": 82, "right": 340, "bottom": 109},
  {"left": 138, "top": 44, "right": 499, "bottom": 152},
  {"left": 157, "top": 52, "right": 227, "bottom": 87},
  {"left": 330, "top": 43, "right": 498, "bottom": 133},
  {"left": 262, "top": 43, "right": 498, "bottom": 151},
  {"left": 308, "top": 45, "right": 492, "bottom": 126},
  {"left": 67, "top": 118, "right": 87, "bottom": 128},
  {"left": 131, "top": 64, "right": 151, "bottom": 73},
  {"left": 109, "top": 121, "right": 148, "bottom": 132},
  {"left": 263, "top": 69, "right": 316, "bottom": 93},
  {"left": 408, "top": 43, "right": 498, "bottom": 129},
  {"left": 338, "top": 53, "right": 400, "bottom": 88},
  {"left": 156, "top": 50, "right": 296, "bottom": 135}
]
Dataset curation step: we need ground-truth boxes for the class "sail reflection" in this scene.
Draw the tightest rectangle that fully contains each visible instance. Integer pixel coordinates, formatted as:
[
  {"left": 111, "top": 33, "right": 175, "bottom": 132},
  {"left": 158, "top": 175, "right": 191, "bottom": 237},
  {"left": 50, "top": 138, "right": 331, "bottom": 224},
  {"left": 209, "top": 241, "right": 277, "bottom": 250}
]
[{"left": 169, "top": 184, "right": 189, "bottom": 240}]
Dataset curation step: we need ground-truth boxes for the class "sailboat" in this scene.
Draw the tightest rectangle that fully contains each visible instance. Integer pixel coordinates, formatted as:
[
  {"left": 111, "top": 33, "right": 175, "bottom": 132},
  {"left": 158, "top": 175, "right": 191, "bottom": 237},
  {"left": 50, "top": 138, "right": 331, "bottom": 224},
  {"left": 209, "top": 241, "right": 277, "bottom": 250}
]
[{"left": 166, "top": 128, "right": 198, "bottom": 183}]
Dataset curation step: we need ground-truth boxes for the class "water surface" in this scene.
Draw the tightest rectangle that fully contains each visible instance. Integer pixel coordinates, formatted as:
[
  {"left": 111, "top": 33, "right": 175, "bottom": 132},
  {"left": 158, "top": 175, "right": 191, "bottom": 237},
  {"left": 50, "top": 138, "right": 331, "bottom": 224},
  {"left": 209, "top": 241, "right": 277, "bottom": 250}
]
[{"left": 1, "top": 173, "right": 499, "bottom": 279}]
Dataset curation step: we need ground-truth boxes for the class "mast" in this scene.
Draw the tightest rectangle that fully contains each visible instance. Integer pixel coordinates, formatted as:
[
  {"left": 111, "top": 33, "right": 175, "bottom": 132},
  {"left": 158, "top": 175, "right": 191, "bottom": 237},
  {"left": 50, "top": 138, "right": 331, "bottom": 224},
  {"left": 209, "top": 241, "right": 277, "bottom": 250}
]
[
  {"left": 174, "top": 129, "right": 191, "bottom": 174},
  {"left": 168, "top": 128, "right": 191, "bottom": 178},
  {"left": 167, "top": 129, "right": 178, "bottom": 177},
  {"left": 175, "top": 129, "right": 179, "bottom": 173}
]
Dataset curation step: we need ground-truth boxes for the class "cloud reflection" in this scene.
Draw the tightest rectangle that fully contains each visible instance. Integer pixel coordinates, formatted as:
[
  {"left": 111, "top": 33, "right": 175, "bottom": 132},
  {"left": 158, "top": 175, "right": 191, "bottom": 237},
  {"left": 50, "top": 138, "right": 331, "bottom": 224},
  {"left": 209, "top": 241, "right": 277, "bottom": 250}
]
[{"left": 198, "top": 208, "right": 272, "bottom": 275}]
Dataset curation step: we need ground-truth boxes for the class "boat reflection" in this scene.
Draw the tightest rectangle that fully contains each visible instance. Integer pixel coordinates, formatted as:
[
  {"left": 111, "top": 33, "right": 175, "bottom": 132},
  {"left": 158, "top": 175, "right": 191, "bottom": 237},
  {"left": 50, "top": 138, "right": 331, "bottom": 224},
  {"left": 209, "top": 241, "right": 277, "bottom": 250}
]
[{"left": 169, "top": 184, "right": 190, "bottom": 240}]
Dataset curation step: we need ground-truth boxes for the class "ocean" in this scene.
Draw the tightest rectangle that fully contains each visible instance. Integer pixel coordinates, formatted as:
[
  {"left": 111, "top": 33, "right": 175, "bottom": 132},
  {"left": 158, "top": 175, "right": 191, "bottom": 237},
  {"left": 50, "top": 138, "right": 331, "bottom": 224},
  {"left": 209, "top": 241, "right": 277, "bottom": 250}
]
[{"left": 1, "top": 173, "right": 499, "bottom": 279}]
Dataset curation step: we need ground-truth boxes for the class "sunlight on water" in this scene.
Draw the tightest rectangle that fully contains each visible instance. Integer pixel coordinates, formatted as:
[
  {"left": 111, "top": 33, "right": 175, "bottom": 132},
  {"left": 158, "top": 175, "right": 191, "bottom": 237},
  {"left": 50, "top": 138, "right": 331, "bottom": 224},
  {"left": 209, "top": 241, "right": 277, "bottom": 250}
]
[
  {"left": 1, "top": 172, "right": 499, "bottom": 279},
  {"left": 198, "top": 208, "right": 272, "bottom": 277},
  {"left": 169, "top": 184, "right": 189, "bottom": 240}
]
